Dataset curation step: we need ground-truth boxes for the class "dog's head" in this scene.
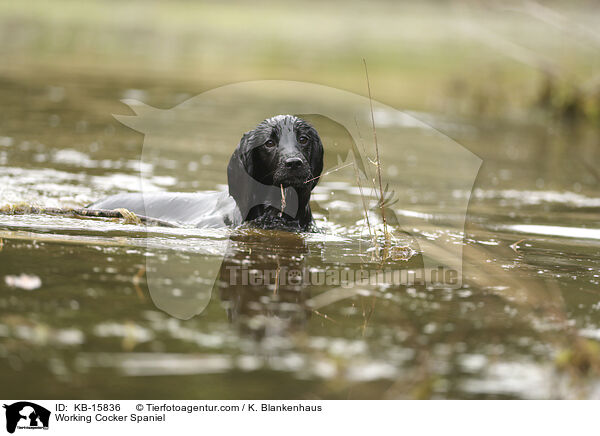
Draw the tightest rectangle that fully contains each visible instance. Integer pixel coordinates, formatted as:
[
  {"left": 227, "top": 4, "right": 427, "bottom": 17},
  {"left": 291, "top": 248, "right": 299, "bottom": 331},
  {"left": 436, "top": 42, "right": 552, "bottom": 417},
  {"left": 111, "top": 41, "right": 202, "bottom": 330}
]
[
  {"left": 236, "top": 115, "right": 323, "bottom": 190},
  {"left": 228, "top": 115, "right": 324, "bottom": 224}
]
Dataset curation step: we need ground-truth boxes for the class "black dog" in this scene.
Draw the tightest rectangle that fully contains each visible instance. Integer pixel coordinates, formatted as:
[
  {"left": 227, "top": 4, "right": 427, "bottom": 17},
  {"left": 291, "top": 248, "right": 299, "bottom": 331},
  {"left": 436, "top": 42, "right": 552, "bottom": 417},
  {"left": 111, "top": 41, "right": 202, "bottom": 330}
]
[
  {"left": 227, "top": 114, "right": 323, "bottom": 230},
  {"left": 89, "top": 115, "right": 324, "bottom": 231}
]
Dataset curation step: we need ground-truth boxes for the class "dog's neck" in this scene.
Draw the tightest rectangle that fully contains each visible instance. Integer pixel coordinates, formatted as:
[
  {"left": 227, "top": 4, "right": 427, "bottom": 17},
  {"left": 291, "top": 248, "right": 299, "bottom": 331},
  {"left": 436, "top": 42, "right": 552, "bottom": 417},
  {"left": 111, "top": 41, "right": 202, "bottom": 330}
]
[{"left": 246, "top": 188, "right": 314, "bottom": 231}]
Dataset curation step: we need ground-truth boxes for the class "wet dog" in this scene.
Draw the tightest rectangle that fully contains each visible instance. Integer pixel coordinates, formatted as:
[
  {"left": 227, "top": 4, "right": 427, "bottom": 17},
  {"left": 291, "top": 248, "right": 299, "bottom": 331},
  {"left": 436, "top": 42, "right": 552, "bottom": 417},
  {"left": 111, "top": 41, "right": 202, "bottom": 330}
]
[{"left": 89, "top": 115, "right": 324, "bottom": 231}]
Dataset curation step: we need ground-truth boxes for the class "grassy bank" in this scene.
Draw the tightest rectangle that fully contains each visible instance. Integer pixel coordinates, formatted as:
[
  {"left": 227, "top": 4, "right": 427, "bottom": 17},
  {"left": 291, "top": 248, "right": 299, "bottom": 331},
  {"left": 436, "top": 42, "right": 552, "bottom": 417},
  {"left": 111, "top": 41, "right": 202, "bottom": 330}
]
[{"left": 1, "top": 0, "right": 599, "bottom": 121}]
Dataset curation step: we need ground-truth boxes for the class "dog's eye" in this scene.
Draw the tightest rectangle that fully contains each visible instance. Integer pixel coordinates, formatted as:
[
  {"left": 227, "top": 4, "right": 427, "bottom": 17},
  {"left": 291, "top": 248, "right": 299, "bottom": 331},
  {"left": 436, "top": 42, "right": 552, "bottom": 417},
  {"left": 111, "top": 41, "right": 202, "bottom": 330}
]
[
  {"left": 264, "top": 139, "right": 276, "bottom": 148},
  {"left": 298, "top": 135, "right": 309, "bottom": 145}
]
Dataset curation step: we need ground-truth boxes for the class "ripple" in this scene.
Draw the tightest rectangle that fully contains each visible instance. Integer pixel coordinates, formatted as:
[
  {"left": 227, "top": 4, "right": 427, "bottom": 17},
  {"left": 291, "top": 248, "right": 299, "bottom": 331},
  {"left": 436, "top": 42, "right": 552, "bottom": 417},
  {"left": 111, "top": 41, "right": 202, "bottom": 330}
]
[{"left": 505, "top": 224, "right": 600, "bottom": 240}]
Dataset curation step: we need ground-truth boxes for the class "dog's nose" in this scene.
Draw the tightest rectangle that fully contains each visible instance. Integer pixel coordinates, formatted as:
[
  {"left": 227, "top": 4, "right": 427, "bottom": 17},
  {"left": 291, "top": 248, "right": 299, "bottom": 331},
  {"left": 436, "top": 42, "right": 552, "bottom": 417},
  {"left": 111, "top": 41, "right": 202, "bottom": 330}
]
[{"left": 284, "top": 157, "right": 303, "bottom": 169}]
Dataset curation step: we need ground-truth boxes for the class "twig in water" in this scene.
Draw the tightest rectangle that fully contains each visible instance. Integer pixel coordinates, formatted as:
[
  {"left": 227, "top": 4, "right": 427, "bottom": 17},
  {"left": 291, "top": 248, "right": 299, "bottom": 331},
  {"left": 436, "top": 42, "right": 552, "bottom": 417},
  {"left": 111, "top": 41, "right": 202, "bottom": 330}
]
[
  {"left": 353, "top": 161, "right": 372, "bottom": 239},
  {"left": 0, "top": 205, "right": 178, "bottom": 227},
  {"left": 361, "top": 295, "right": 377, "bottom": 337},
  {"left": 132, "top": 266, "right": 146, "bottom": 301},
  {"left": 377, "top": 183, "right": 399, "bottom": 209},
  {"left": 115, "top": 208, "right": 142, "bottom": 225},
  {"left": 312, "top": 309, "right": 337, "bottom": 324},
  {"left": 274, "top": 264, "right": 280, "bottom": 295},
  {"left": 279, "top": 184, "right": 286, "bottom": 217},
  {"left": 304, "top": 162, "right": 354, "bottom": 184},
  {"left": 363, "top": 58, "right": 390, "bottom": 247},
  {"left": 510, "top": 238, "right": 526, "bottom": 253},
  {"left": 353, "top": 116, "right": 381, "bottom": 253}
]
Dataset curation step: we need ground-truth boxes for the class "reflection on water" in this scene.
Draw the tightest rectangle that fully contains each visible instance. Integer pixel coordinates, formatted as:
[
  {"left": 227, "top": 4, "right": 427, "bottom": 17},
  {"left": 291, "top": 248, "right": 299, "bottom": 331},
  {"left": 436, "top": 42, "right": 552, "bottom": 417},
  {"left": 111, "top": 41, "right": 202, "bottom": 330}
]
[
  {"left": 1, "top": 72, "right": 600, "bottom": 399},
  {"left": 219, "top": 232, "right": 314, "bottom": 337},
  {"left": 505, "top": 224, "right": 600, "bottom": 240}
]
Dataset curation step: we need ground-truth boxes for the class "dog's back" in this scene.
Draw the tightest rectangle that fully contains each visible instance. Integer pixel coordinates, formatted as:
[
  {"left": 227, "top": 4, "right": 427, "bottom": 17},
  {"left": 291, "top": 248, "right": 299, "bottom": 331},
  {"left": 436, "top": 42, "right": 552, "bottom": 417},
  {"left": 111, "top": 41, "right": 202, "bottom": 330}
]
[{"left": 89, "top": 191, "right": 241, "bottom": 228}]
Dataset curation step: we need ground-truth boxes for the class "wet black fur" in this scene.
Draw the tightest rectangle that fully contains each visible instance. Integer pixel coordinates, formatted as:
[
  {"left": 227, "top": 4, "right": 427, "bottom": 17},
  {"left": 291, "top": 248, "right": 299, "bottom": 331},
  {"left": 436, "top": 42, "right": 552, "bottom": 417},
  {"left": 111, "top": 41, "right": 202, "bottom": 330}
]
[{"left": 228, "top": 115, "right": 324, "bottom": 231}]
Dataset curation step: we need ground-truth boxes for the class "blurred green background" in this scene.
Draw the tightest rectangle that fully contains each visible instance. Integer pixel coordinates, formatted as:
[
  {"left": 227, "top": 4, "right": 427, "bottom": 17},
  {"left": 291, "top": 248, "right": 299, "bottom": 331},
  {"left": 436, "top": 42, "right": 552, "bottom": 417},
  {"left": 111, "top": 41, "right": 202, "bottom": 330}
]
[{"left": 1, "top": 0, "right": 599, "bottom": 120}]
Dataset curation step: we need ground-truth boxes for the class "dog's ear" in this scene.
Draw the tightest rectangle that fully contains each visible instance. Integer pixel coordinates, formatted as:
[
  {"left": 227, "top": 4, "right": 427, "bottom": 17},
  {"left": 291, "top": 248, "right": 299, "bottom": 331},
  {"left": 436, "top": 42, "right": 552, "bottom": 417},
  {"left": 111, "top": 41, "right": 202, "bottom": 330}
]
[
  {"left": 308, "top": 130, "right": 324, "bottom": 190},
  {"left": 236, "top": 132, "right": 255, "bottom": 178},
  {"left": 227, "top": 132, "right": 255, "bottom": 219},
  {"left": 228, "top": 130, "right": 300, "bottom": 221}
]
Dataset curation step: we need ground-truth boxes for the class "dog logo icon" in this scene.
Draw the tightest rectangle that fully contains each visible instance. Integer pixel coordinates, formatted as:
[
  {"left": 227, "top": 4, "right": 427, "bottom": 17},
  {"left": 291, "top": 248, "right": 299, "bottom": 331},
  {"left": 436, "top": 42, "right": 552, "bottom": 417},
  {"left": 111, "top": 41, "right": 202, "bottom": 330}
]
[{"left": 3, "top": 402, "right": 50, "bottom": 434}]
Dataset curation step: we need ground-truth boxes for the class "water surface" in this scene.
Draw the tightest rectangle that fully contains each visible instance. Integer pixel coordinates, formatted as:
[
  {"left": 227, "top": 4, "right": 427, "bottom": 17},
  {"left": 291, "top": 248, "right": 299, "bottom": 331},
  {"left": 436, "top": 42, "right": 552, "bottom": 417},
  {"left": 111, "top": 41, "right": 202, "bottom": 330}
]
[{"left": 1, "top": 72, "right": 600, "bottom": 399}]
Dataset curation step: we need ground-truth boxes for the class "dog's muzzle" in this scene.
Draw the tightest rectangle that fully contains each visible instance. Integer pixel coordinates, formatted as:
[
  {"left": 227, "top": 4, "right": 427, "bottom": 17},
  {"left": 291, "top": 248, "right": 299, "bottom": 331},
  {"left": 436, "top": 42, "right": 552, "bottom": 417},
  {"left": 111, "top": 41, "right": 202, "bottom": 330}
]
[{"left": 274, "top": 156, "right": 311, "bottom": 187}]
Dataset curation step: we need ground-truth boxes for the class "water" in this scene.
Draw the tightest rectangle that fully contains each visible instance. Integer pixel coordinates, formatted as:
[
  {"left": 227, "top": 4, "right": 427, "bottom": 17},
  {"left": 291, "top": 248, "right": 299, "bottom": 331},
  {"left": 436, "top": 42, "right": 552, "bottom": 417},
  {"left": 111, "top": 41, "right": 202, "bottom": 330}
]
[{"left": 1, "top": 72, "right": 600, "bottom": 399}]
